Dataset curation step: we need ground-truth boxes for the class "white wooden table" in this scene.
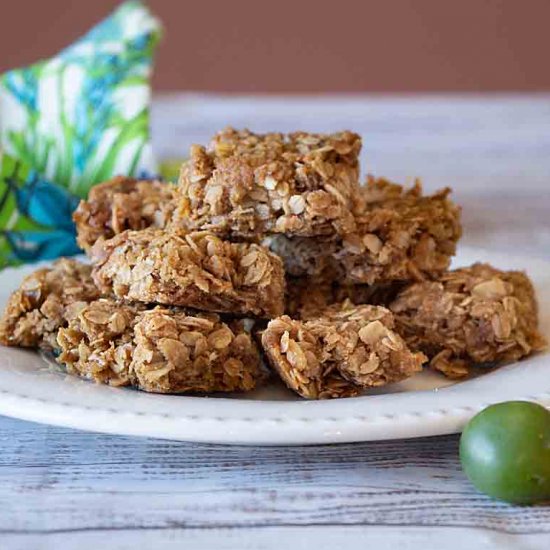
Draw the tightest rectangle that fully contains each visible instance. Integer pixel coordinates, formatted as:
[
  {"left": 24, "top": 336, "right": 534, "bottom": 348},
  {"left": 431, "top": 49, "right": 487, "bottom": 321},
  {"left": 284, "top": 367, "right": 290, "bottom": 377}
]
[{"left": 2, "top": 94, "right": 550, "bottom": 549}]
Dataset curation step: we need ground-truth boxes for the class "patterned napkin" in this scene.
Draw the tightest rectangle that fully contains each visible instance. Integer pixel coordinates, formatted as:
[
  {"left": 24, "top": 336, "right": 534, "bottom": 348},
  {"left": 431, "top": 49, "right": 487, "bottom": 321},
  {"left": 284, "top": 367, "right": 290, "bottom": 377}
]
[{"left": 0, "top": 1, "right": 161, "bottom": 267}]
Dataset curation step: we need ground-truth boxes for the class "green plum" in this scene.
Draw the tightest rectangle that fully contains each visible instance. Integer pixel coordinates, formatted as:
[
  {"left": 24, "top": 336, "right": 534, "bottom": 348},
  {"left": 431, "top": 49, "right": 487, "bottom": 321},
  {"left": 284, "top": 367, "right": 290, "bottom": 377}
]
[{"left": 460, "top": 401, "right": 550, "bottom": 504}]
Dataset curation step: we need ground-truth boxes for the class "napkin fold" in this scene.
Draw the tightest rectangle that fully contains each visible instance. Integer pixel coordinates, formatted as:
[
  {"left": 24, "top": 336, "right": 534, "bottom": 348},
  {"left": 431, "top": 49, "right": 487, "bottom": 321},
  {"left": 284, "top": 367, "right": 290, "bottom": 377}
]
[{"left": 0, "top": 1, "right": 161, "bottom": 267}]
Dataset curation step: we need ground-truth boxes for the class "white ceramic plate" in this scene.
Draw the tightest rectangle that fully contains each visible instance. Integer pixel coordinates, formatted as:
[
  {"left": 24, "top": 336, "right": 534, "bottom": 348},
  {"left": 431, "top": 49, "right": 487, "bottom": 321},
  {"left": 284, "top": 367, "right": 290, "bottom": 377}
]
[{"left": 0, "top": 246, "right": 549, "bottom": 445}]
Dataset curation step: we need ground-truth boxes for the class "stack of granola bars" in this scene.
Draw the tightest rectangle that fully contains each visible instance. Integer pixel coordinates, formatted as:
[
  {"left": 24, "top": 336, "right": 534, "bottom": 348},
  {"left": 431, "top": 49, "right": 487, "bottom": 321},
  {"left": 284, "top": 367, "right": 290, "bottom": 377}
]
[{"left": 0, "top": 128, "right": 545, "bottom": 398}]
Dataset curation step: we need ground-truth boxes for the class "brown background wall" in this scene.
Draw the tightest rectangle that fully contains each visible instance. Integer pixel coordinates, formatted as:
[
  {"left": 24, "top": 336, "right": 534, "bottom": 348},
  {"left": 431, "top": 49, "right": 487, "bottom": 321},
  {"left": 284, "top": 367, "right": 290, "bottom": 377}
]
[{"left": 1, "top": 0, "right": 549, "bottom": 92}]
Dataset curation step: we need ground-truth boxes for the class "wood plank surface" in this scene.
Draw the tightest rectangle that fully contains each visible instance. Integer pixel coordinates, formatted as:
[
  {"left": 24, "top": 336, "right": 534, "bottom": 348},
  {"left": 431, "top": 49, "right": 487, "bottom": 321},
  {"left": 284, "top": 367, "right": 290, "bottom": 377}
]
[
  {"left": 4, "top": 527, "right": 550, "bottom": 550},
  {"left": 0, "top": 417, "right": 549, "bottom": 537}
]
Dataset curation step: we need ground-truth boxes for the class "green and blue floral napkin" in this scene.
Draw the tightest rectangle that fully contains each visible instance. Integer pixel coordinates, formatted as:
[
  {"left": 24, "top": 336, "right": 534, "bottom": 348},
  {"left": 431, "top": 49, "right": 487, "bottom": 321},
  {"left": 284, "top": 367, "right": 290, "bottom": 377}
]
[{"left": 0, "top": 0, "right": 161, "bottom": 267}]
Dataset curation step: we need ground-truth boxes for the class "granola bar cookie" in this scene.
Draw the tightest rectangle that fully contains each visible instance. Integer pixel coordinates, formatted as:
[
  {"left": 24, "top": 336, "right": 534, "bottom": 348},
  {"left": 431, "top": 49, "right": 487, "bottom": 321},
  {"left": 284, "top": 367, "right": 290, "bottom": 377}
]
[
  {"left": 172, "top": 127, "right": 361, "bottom": 238},
  {"left": 74, "top": 176, "right": 175, "bottom": 252},
  {"left": 132, "top": 308, "right": 264, "bottom": 393},
  {"left": 261, "top": 303, "right": 425, "bottom": 399},
  {"left": 57, "top": 301, "right": 264, "bottom": 393},
  {"left": 57, "top": 299, "right": 144, "bottom": 386},
  {"left": 267, "top": 177, "right": 462, "bottom": 285},
  {"left": 0, "top": 259, "right": 100, "bottom": 350},
  {"left": 390, "top": 263, "right": 546, "bottom": 378},
  {"left": 91, "top": 228, "right": 285, "bottom": 318}
]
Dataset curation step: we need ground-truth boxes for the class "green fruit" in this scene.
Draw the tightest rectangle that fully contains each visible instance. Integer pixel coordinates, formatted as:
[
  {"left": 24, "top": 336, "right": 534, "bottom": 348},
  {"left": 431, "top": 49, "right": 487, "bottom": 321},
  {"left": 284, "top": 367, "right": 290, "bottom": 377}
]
[{"left": 460, "top": 401, "right": 550, "bottom": 504}]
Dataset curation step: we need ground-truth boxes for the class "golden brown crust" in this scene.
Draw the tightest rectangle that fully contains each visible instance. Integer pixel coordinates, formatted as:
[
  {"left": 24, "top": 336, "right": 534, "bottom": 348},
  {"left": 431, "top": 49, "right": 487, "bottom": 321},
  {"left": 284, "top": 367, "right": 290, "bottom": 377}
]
[
  {"left": 267, "top": 177, "right": 462, "bottom": 285},
  {"left": 261, "top": 302, "right": 425, "bottom": 399},
  {"left": 57, "top": 299, "right": 144, "bottom": 386},
  {"left": 74, "top": 176, "right": 176, "bottom": 252},
  {"left": 0, "top": 259, "right": 100, "bottom": 350},
  {"left": 390, "top": 263, "right": 547, "bottom": 378},
  {"left": 91, "top": 228, "right": 286, "bottom": 318},
  {"left": 56, "top": 301, "right": 265, "bottom": 393},
  {"left": 171, "top": 128, "right": 362, "bottom": 238},
  {"left": 132, "top": 308, "right": 264, "bottom": 393}
]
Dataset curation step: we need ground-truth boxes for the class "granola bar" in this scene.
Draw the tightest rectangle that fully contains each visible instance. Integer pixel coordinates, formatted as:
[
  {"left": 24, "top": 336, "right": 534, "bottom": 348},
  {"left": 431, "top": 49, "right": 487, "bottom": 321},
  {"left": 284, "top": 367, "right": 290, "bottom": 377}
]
[
  {"left": 73, "top": 176, "right": 175, "bottom": 252},
  {"left": 57, "top": 299, "right": 144, "bottom": 386},
  {"left": 261, "top": 302, "right": 425, "bottom": 399},
  {"left": 0, "top": 258, "right": 100, "bottom": 350},
  {"left": 57, "top": 300, "right": 265, "bottom": 393},
  {"left": 171, "top": 127, "right": 361, "bottom": 238},
  {"left": 132, "top": 308, "right": 264, "bottom": 393},
  {"left": 91, "top": 228, "right": 285, "bottom": 318},
  {"left": 267, "top": 177, "right": 462, "bottom": 285},
  {"left": 390, "top": 263, "right": 546, "bottom": 378}
]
